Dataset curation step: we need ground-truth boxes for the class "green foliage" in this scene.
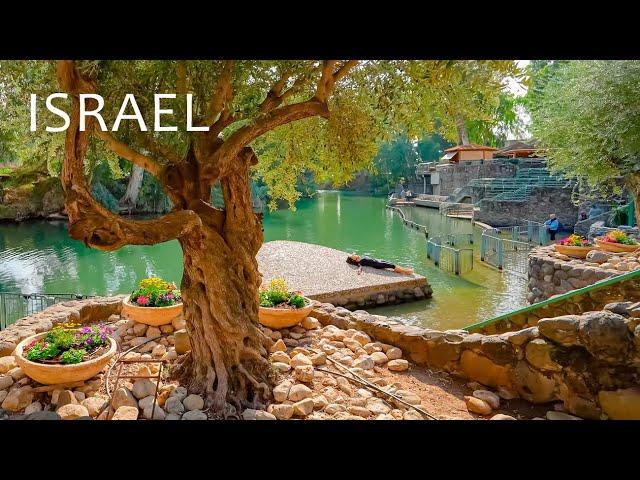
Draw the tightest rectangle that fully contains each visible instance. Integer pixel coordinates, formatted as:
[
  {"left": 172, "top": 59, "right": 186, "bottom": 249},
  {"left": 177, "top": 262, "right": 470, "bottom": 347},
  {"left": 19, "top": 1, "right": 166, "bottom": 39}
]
[
  {"left": 26, "top": 340, "right": 59, "bottom": 361},
  {"left": 530, "top": 60, "right": 640, "bottom": 195},
  {"left": 131, "top": 276, "right": 182, "bottom": 307},
  {"left": 60, "top": 348, "right": 86, "bottom": 365},
  {"left": 259, "top": 278, "right": 306, "bottom": 309},
  {"left": 45, "top": 328, "right": 75, "bottom": 350}
]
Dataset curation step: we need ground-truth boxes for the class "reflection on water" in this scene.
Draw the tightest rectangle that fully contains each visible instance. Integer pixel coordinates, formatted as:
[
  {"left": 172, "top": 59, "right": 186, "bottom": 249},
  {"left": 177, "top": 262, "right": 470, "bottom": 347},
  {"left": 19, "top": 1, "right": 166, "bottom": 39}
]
[{"left": 0, "top": 191, "right": 527, "bottom": 329}]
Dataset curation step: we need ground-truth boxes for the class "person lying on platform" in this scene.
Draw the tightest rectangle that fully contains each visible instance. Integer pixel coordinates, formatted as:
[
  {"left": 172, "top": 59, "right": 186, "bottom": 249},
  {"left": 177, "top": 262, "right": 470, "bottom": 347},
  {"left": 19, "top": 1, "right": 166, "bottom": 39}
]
[{"left": 346, "top": 253, "right": 414, "bottom": 276}]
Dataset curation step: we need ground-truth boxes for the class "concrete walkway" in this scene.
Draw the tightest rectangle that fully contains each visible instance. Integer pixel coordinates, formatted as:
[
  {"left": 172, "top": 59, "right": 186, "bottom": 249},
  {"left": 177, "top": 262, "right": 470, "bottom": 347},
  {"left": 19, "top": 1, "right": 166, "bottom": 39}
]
[{"left": 257, "top": 240, "right": 430, "bottom": 307}]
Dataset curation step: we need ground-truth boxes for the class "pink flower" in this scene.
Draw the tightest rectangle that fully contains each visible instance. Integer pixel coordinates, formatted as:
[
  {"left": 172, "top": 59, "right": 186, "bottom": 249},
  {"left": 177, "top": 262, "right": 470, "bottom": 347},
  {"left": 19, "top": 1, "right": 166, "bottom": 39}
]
[{"left": 136, "top": 295, "right": 149, "bottom": 306}]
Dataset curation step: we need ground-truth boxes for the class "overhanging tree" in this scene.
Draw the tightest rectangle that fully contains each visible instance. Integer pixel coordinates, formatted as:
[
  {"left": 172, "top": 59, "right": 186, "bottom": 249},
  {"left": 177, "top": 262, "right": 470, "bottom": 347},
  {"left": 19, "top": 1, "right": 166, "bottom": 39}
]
[
  {"left": 530, "top": 60, "right": 640, "bottom": 226},
  {"left": 1, "top": 59, "right": 518, "bottom": 413}
]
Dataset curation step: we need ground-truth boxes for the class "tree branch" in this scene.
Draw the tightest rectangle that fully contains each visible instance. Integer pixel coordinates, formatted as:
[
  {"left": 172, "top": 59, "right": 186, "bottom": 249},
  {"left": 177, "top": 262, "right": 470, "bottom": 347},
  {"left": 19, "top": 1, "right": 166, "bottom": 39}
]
[
  {"left": 94, "top": 129, "right": 163, "bottom": 176},
  {"left": 205, "top": 60, "right": 235, "bottom": 126}
]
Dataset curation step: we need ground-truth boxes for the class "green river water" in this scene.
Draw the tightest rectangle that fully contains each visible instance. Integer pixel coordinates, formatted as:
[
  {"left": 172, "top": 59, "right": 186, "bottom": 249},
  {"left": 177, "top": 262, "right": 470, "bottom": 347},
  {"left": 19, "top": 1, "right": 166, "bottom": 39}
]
[{"left": 0, "top": 191, "right": 527, "bottom": 329}]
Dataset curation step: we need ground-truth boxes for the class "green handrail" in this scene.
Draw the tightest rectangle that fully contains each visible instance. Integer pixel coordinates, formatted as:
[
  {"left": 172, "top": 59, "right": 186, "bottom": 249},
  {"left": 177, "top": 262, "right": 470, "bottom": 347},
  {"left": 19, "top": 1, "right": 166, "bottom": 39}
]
[{"left": 464, "top": 267, "right": 640, "bottom": 332}]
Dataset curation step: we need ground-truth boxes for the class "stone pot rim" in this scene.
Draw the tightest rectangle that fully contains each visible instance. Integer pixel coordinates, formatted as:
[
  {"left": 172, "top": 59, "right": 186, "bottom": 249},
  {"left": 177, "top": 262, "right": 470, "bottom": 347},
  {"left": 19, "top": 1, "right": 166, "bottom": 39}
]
[
  {"left": 123, "top": 294, "right": 183, "bottom": 310},
  {"left": 14, "top": 331, "right": 117, "bottom": 369}
]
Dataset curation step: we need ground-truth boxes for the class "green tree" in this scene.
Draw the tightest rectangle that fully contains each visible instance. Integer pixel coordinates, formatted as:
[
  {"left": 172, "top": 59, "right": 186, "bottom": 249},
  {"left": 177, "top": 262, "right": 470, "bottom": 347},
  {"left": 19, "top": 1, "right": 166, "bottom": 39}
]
[
  {"left": 530, "top": 60, "right": 640, "bottom": 226},
  {"left": 0, "top": 60, "right": 518, "bottom": 411}
]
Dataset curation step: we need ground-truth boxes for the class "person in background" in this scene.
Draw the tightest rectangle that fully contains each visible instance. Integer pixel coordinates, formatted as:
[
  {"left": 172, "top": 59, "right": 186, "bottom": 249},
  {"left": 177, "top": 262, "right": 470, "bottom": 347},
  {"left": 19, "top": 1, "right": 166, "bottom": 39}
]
[
  {"left": 543, "top": 213, "right": 560, "bottom": 240},
  {"left": 346, "top": 253, "right": 414, "bottom": 276},
  {"left": 399, "top": 187, "right": 406, "bottom": 199}
]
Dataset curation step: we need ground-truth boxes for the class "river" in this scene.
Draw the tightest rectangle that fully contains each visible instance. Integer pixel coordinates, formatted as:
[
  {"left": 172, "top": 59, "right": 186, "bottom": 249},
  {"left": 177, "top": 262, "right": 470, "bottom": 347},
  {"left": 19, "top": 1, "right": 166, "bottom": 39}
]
[{"left": 0, "top": 191, "right": 527, "bottom": 329}]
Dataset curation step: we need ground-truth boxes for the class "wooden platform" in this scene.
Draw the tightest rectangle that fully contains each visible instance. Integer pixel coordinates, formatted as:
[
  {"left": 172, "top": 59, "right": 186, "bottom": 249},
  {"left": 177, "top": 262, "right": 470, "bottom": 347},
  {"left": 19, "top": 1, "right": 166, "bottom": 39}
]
[{"left": 257, "top": 240, "right": 431, "bottom": 308}]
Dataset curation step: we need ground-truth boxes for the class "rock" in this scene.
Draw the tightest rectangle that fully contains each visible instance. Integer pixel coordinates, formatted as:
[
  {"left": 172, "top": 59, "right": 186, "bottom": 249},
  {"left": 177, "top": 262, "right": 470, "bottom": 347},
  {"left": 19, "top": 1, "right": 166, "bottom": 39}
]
[
  {"left": 511, "top": 361, "right": 556, "bottom": 403},
  {"left": 366, "top": 397, "right": 391, "bottom": 415},
  {"left": 81, "top": 396, "right": 107, "bottom": 417},
  {"left": 479, "top": 336, "right": 516, "bottom": 365},
  {"left": 160, "top": 324, "right": 174, "bottom": 334},
  {"left": 165, "top": 413, "right": 181, "bottom": 420},
  {"left": 138, "top": 340, "right": 157, "bottom": 354},
  {"left": 173, "top": 329, "right": 191, "bottom": 354},
  {"left": 464, "top": 396, "right": 492, "bottom": 415},
  {"left": 353, "top": 355, "right": 375, "bottom": 370},
  {"left": 164, "top": 395, "right": 185, "bottom": 415},
  {"left": 138, "top": 396, "right": 155, "bottom": 411},
  {"left": 490, "top": 414, "right": 516, "bottom": 420},
  {"left": 310, "top": 352, "right": 327, "bottom": 366},
  {"left": 111, "top": 387, "right": 139, "bottom": 410},
  {"left": 312, "top": 395, "right": 329, "bottom": 410},
  {"left": 1, "top": 386, "right": 33, "bottom": 412},
  {"left": 151, "top": 344, "right": 166, "bottom": 357},
  {"left": 336, "top": 376, "right": 353, "bottom": 396},
  {"left": 546, "top": 411, "right": 582, "bottom": 420},
  {"left": 497, "top": 387, "right": 518, "bottom": 400},
  {"left": 270, "top": 339, "right": 287, "bottom": 353},
  {"left": 273, "top": 381, "right": 292, "bottom": 403},
  {"left": 73, "top": 391, "right": 86, "bottom": 403},
  {"left": 395, "top": 390, "right": 421, "bottom": 406},
  {"left": 269, "top": 351, "right": 290, "bottom": 364},
  {"left": 172, "top": 315, "right": 186, "bottom": 331},
  {"left": 182, "top": 410, "right": 208, "bottom": 420},
  {"left": 501, "top": 327, "right": 539, "bottom": 346},
  {"left": 324, "top": 403, "right": 346, "bottom": 415},
  {"left": 267, "top": 403, "right": 294, "bottom": 420},
  {"left": 294, "top": 365, "right": 314, "bottom": 383},
  {"left": 0, "top": 356, "right": 18, "bottom": 374},
  {"left": 0, "top": 375, "right": 13, "bottom": 391},
  {"left": 5, "top": 367, "right": 23, "bottom": 382},
  {"left": 301, "top": 316, "right": 320, "bottom": 330},
  {"left": 293, "top": 398, "right": 315, "bottom": 416},
  {"left": 145, "top": 326, "right": 161, "bottom": 338},
  {"left": 578, "top": 311, "right": 631, "bottom": 363},
  {"left": 586, "top": 250, "right": 609, "bottom": 264},
  {"left": 170, "top": 386, "right": 188, "bottom": 402},
  {"left": 255, "top": 410, "right": 277, "bottom": 420},
  {"left": 352, "top": 331, "right": 371, "bottom": 346},
  {"left": 112, "top": 406, "right": 139, "bottom": 420},
  {"left": 288, "top": 384, "right": 313, "bottom": 402},
  {"left": 0, "top": 391, "right": 7, "bottom": 404},
  {"left": 25, "top": 411, "right": 60, "bottom": 420},
  {"left": 598, "top": 388, "right": 640, "bottom": 420},
  {"left": 525, "top": 339, "right": 562, "bottom": 372},
  {"left": 132, "top": 379, "right": 157, "bottom": 399},
  {"left": 370, "top": 351, "right": 389, "bottom": 365},
  {"left": 183, "top": 394, "right": 204, "bottom": 411},
  {"left": 385, "top": 347, "right": 403, "bottom": 360},
  {"left": 143, "top": 405, "right": 166, "bottom": 420},
  {"left": 290, "top": 353, "right": 312, "bottom": 367},
  {"left": 403, "top": 409, "right": 422, "bottom": 420},
  {"left": 133, "top": 323, "right": 147, "bottom": 336},
  {"left": 24, "top": 401, "right": 43, "bottom": 415},
  {"left": 387, "top": 359, "right": 409, "bottom": 371},
  {"left": 271, "top": 362, "right": 291, "bottom": 373},
  {"left": 537, "top": 315, "right": 581, "bottom": 346},
  {"left": 57, "top": 404, "right": 90, "bottom": 420},
  {"left": 162, "top": 350, "right": 178, "bottom": 361},
  {"left": 348, "top": 405, "right": 372, "bottom": 418},
  {"left": 472, "top": 390, "right": 500, "bottom": 409},
  {"left": 363, "top": 342, "right": 383, "bottom": 354}
]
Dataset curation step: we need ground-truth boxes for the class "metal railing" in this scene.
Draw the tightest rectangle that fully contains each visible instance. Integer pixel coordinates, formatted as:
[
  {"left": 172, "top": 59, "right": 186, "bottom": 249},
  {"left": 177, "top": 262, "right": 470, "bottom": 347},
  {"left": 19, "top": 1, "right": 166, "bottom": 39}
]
[
  {"left": 439, "top": 202, "right": 475, "bottom": 218},
  {"left": 426, "top": 233, "right": 474, "bottom": 275},
  {"left": 0, "top": 292, "right": 92, "bottom": 330}
]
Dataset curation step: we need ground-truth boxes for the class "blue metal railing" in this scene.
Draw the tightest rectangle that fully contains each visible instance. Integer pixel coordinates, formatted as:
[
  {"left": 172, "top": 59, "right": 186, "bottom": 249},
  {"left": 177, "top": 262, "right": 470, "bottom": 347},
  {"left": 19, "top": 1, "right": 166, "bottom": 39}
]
[
  {"left": 426, "top": 233, "right": 474, "bottom": 275},
  {"left": 0, "top": 292, "right": 92, "bottom": 330}
]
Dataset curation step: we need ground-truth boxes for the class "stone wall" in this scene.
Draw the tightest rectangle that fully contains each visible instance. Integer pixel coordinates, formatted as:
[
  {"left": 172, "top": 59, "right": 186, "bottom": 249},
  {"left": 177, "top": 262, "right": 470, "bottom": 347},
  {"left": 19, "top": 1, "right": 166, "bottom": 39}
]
[
  {"left": 0, "top": 296, "right": 124, "bottom": 356},
  {"left": 527, "top": 246, "right": 640, "bottom": 304},
  {"left": 436, "top": 161, "right": 516, "bottom": 197},
  {"left": 313, "top": 283, "right": 433, "bottom": 310},
  {"left": 312, "top": 301, "right": 640, "bottom": 419},
  {"left": 475, "top": 186, "right": 578, "bottom": 228}
]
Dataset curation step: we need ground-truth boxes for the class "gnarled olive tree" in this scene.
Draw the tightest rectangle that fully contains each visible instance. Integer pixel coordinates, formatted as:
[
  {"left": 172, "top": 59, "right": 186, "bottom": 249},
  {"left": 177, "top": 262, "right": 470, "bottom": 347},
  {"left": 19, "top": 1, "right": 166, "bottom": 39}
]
[{"left": 1, "top": 59, "right": 519, "bottom": 413}]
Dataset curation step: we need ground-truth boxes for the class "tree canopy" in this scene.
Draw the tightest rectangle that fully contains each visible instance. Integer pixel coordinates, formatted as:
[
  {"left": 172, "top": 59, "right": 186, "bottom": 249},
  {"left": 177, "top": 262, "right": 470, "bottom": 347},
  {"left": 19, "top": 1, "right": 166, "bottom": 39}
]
[{"left": 530, "top": 60, "right": 640, "bottom": 223}]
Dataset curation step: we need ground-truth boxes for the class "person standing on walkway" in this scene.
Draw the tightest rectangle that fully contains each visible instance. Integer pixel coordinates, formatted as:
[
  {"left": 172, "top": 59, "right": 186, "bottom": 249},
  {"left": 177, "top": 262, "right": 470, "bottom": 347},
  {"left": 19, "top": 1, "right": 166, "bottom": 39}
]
[{"left": 544, "top": 213, "right": 560, "bottom": 240}]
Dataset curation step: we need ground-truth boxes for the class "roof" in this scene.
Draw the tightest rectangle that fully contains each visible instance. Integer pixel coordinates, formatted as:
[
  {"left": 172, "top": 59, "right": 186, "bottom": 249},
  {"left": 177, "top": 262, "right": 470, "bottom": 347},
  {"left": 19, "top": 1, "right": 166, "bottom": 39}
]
[
  {"left": 496, "top": 141, "right": 540, "bottom": 154},
  {"left": 444, "top": 143, "right": 498, "bottom": 153}
]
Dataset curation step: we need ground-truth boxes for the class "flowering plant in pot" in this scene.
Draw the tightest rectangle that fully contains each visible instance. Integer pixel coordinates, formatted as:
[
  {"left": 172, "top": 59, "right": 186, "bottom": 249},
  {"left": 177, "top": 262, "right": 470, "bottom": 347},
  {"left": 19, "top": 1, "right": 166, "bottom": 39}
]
[
  {"left": 595, "top": 229, "right": 639, "bottom": 253},
  {"left": 14, "top": 323, "right": 117, "bottom": 385},
  {"left": 555, "top": 234, "right": 595, "bottom": 258},
  {"left": 123, "top": 276, "right": 184, "bottom": 326},
  {"left": 258, "top": 278, "right": 313, "bottom": 329}
]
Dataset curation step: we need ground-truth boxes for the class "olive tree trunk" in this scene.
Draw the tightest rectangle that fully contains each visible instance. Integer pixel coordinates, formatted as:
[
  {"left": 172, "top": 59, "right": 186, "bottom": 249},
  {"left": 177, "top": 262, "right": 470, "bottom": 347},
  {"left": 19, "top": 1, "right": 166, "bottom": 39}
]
[{"left": 119, "top": 164, "right": 144, "bottom": 211}]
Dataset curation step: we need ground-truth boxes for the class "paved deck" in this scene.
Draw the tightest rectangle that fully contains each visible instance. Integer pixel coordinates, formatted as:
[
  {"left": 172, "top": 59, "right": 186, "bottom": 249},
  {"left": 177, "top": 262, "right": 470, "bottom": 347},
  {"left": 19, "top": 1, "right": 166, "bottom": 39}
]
[{"left": 257, "top": 240, "right": 429, "bottom": 305}]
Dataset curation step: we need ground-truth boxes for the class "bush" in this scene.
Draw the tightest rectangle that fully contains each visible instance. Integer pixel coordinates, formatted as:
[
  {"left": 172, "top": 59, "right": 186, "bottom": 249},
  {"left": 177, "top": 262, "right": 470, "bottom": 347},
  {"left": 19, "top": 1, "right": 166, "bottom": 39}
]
[
  {"left": 24, "top": 323, "right": 113, "bottom": 364},
  {"left": 258, "top": 278, "right": 307, "bottom": 309},
  {"left": 131, "top": 276, "right": 182, "bottom": 307}
]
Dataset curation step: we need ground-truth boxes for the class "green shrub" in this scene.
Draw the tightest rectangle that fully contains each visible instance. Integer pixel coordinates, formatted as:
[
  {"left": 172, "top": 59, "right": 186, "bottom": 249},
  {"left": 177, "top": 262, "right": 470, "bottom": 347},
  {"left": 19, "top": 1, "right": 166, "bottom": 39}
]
[
  {"left": 26, "top": 340, "right": 59, "bottom": 361},
  {"left": 60, "top": 348, "right": 86, "bottom": 364},
  {"left": 258, "top": 278, "right": 306, "bottom": 309}
]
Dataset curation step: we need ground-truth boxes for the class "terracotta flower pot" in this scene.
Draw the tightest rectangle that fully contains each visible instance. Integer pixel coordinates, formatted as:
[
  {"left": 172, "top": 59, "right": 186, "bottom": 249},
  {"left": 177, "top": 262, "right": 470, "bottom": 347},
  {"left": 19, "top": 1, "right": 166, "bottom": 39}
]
[
  {"left": 554, "top": 244, "right": 595, "bottom": 258},
  {"left": 121, "top": 295, "right": 183, "bottom": 326},
  {"left": 14, "top": 332, "right": 117, "bottom": 385},
  {"left": 258, "top": 298, "right": 314, "bottom": 330},
  {"left": 595, "top": 238, "right": 640, "bottom": 253}
]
